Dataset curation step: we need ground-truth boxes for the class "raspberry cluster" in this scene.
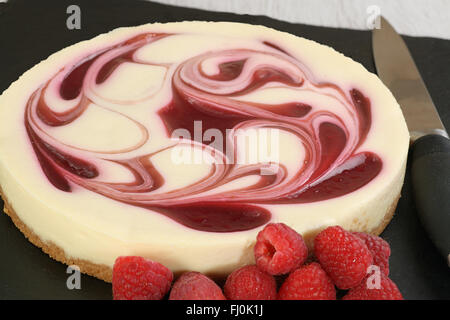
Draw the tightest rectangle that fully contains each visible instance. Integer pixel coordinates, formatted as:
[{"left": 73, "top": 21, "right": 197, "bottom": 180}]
[{"left": 112, "top": 223, "right": 402, "bottom": 300}]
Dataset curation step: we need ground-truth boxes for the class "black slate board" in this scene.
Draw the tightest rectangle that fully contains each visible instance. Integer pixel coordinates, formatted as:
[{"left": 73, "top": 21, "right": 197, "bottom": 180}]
[{"left": 0, "top": 0, "right": 449, "bottom": 300}]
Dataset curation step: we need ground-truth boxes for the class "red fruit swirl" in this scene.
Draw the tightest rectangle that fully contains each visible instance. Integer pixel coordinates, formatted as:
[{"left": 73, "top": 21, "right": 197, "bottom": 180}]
[{"left": 24, "top": 33, "right": 382, "bottom": 232}]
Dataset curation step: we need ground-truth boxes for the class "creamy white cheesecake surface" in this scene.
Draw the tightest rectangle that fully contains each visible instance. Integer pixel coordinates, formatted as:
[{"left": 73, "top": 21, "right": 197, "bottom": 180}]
[{"left": 0, "top": 22, "right": 409, "bottom": 278}]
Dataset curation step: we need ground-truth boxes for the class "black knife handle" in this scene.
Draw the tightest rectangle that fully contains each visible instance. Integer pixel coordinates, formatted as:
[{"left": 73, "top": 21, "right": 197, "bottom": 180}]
[{"left": 411, "top": 134, "right": 450, "bottom": 265}]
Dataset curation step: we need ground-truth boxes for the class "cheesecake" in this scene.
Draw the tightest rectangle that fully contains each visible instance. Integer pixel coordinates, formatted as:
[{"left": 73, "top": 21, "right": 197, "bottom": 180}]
[{"left": 0, "top": 22, "right": 409, "bottom": 282}]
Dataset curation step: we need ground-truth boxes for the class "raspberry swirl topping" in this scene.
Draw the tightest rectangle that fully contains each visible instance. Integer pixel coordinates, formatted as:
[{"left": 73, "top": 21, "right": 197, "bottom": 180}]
[{"left": 24, "top": 33, "right": 381, "bottom": 232}]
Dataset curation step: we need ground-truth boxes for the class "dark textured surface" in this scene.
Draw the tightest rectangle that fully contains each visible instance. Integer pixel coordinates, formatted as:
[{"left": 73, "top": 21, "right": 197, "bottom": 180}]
[{"left": 0, "top": 0, "right": 449, "bottom": 299}]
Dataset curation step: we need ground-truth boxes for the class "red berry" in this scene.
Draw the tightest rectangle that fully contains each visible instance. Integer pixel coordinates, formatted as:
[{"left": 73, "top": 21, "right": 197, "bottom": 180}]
[
  {"left": 342, "top": 273, "right": 403, "bottom": 300},
  {"left": 254, "top": 223, "right": 308, "bottom": 275},
  {"left": 314, "top": 226, "right": 373, "bottom": 289},
  {"left": 169, "top": 272, "right": 226, "bottom": 300},
  {"left": 224, "top": 265, "right": 277, "bottom": 300},
  {"left": 112, "top": 256, "right": 173, "bottom": 300},
  {"left": 352, "top": 232, "right": 391, "bottom": 276},
  {"left": 278, "top": 262, "right": 336, "bottom": 300}
]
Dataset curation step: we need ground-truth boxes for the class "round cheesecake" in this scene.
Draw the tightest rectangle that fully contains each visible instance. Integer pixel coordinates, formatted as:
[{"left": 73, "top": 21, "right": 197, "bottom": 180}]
[{"left": 0, "top": 22, "right": 409, "bottom": 282}]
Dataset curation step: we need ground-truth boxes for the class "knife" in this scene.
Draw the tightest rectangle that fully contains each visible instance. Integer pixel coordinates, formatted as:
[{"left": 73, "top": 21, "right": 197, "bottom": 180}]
[{"left": 372, "top": 16, "right": 450, "bottom": 266}]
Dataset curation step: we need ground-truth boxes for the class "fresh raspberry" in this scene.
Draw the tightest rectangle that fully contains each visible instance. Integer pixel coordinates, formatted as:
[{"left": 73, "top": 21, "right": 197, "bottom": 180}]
[
  {"left": 342, "top": 273, "right": 403, "bottom": 300},
  {"left": 254, "top": 223, "right": 308, "bottom": 275},
  {"left": 112, "top": 256, "right": 173, "bottom": 300},
  {"left": 224, "top": 265, "right": 277, "bottom": 300},
  {"left": 278, "top": 262, "right": 336, "bottom": 300},
  {"left": 169, "top": 272, "right": 226, "bottom": 300},
  {"left": 352, "top": 232, "right": 391, "bottom": 276},
  {"left": 314, "top": 226, "right": 373, "bottom": 289}
]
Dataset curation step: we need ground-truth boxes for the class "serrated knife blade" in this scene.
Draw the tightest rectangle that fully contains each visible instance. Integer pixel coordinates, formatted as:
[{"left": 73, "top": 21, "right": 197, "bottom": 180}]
[{"left": 372, "top": 16, "right": 447, "bottom": 141}]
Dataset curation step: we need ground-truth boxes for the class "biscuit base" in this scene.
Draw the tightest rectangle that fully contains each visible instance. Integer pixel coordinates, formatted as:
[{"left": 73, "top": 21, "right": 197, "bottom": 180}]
[{"left": 0, "top": 190, "right": 400, "bottom": 283}]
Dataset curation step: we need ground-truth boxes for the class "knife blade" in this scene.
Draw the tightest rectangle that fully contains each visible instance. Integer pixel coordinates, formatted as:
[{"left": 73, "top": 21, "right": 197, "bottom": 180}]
[{"left": 372, "top": 16, "right": 450, "bottom": 266}]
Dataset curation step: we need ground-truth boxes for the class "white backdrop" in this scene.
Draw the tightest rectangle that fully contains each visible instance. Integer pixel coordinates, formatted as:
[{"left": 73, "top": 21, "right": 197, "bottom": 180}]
[{"left": 152, "top": 0, "right": 450, "bottom": 40}]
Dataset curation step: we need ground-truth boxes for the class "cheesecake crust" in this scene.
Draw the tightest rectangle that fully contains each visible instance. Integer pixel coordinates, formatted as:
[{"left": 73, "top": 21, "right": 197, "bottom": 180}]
[
  {"left": 1, "top": 188, "right": 113, "bottom": 282},
  {"left": 0, "top": 186, "right": 400, "bottom": 283}
]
